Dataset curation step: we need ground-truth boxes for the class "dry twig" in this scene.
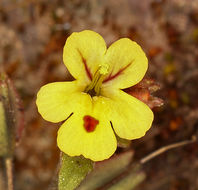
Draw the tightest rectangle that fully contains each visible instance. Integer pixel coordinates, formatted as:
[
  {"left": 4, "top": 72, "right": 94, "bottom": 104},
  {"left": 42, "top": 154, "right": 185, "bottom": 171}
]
[{"left": 140, "top": 136, "right": 197, "bottom": 164}]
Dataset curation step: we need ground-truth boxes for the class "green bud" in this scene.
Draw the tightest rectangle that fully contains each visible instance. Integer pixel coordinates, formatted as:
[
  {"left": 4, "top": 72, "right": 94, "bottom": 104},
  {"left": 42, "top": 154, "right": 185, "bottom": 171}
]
[{"left": 0, "top": 73, "right": 23, "bottom": 157}]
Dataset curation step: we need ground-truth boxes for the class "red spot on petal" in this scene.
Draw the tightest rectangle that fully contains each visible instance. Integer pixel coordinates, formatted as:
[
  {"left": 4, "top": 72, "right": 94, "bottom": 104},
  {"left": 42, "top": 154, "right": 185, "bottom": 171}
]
[{"left": 83, "top": 115, "right": 99, "bottom": 132}]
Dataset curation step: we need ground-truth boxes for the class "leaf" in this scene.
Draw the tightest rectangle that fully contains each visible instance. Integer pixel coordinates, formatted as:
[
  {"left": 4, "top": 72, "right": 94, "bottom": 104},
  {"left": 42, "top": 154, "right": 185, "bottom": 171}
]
[
  {"left": 77, "top": 151, "right": 133, "bottom": 190},
  {"left": 108, "top": 170, "right": 145, "bottom": 190},
  {"left": 58, "top": 153, "right": 93, "bottom": 190}
]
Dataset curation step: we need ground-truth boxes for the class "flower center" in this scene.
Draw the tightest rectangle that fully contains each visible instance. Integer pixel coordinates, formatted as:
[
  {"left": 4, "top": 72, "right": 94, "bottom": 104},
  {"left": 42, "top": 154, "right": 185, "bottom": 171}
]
[
  {"left": 85, "top": 64, "right": 109, "bottom": 96},
  {"left": 83, "top": 115, "right": 99, "bottom": 132}
]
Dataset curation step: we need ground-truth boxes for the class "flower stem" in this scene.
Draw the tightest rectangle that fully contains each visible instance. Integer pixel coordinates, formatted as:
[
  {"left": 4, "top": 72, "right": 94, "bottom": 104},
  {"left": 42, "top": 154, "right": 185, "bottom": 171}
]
[{"left": 5, "top": 158, "right": 14, "bottom": 190}]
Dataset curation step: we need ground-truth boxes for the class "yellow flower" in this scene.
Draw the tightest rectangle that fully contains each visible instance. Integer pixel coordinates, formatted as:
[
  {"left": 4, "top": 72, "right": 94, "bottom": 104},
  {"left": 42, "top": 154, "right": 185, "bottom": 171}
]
[{"left": 36, "top": 30, "right": 154, "bottom": 161}]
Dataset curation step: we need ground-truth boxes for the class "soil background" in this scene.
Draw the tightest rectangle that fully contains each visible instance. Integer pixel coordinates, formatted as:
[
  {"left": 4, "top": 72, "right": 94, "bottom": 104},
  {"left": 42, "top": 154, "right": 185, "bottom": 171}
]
[{"left": 0, "top": 0, "right": 198, "bottom": 190}]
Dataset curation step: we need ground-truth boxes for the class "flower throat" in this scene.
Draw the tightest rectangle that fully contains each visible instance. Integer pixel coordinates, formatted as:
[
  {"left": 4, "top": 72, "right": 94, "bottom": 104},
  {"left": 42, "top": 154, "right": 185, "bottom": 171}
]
[{"left": 85, "top": 64, "right": 109, "bottom": 96}]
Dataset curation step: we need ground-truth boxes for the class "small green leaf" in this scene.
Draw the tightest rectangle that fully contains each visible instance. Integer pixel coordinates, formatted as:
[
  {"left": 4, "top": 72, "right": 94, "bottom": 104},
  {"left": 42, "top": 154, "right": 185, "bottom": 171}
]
[
  {"left": 58, "top": 153, "right": 93, "bottom": 190},
  {"left": 0, "top": 101, "right": 8, "bottom": 156},
  {"left": 108, "top": 170, "right": 145, "bottom": 190},
  {"left": 116, "top": 136, "right": 131, "bottom": 148},
  {"left": 78, "top": 151, "right": 133, "bottom": 190}
]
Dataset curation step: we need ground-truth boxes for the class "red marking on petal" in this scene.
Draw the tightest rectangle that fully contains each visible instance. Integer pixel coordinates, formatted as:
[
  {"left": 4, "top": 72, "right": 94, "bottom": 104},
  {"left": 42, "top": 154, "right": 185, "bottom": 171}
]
[
  {"left": 83, "top": 60, "right": 92, "bottom": 81},
  {"left": 103, "top": 62, "right": 132, "bottom": 83},
  {"left": 77, "top": 49, "right": 92, "bottom": 80},
  {"left": 83, "top": 115, "right": 99, "bottom": 132}
]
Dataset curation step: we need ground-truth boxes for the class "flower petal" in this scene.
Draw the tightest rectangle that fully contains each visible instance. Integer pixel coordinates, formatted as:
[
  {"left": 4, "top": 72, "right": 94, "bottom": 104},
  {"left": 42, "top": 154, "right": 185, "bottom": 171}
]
[
  {"left": 103, "top": 38, "right": 148, "bottom": 89},
  {"left": 102, "top": 88, "right": 154, "bottom": 140},
  {"left": 36, "top": 81, "right": 90, "bottom": 123},
  {"left": 63, "top": 30, "right": 107, "bottom": 83},
  {"left": 57, "top": 96, "right": 117, "bottom": 161}
]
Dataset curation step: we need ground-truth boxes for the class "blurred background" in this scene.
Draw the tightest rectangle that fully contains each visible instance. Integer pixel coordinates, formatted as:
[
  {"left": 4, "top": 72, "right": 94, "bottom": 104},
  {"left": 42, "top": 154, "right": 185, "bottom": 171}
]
[{"left": 0, "top": 0, "right": 198, "bottom": 189}]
